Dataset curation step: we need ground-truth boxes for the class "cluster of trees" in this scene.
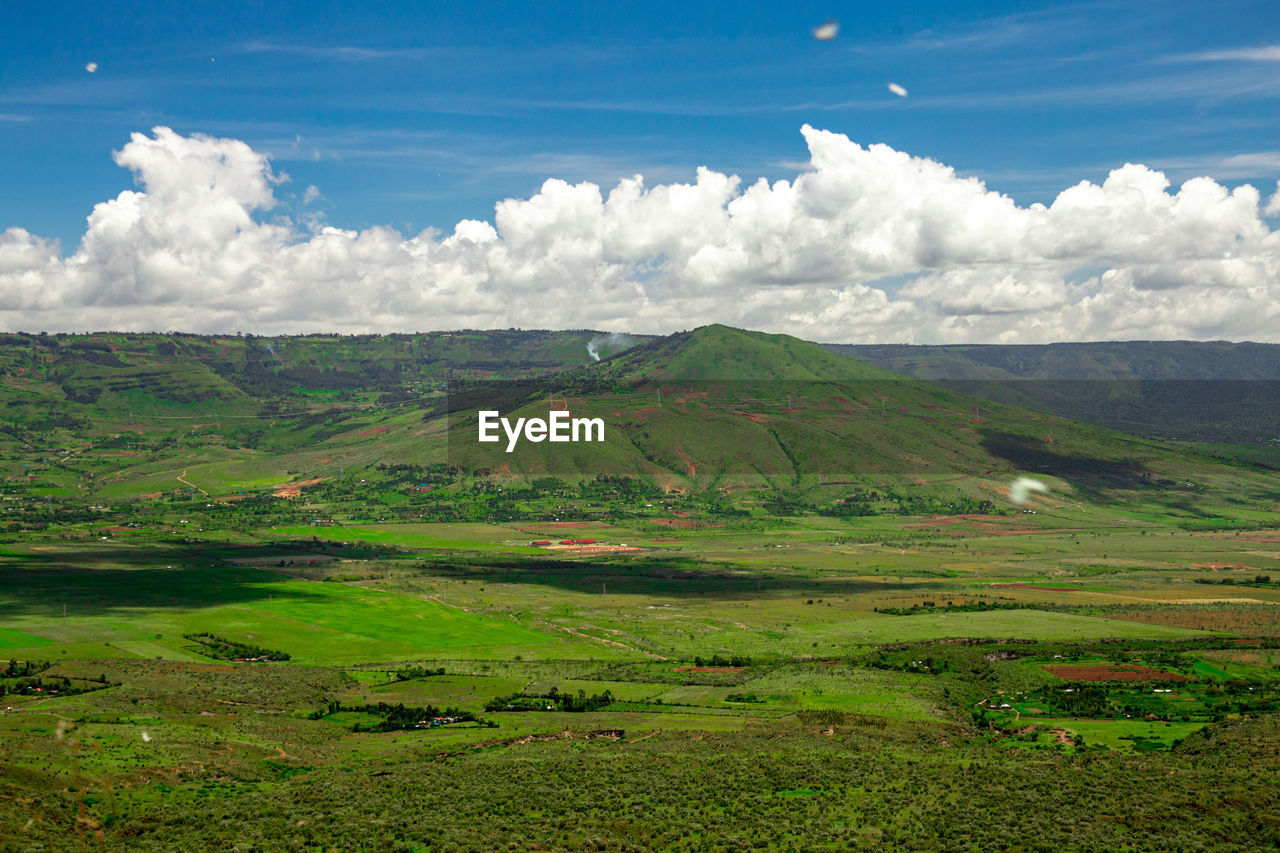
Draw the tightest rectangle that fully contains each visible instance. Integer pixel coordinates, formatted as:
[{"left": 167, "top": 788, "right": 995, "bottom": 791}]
[
  {"left": 485, "top": 687, "right": 614, "bottom": 713},
  {"left": 1195, "top": 680, "right": 1280, "bottom": 718},
  {"left": 391, "top": 665, "right": 448, "bottom": 681},
  {"left": 4, "top": 659, "right": 50, "bottom": 677},
  {"left": 724, "top": 692, "right": 765, "bottom": 703},
  {"left": 692, "top": 654, "right": 749, "bottom": 668},
  {"left": 864, "top": 652, "right": 965, "bottom": 675},
  {"left": 0, "top": 668, "right": 113, "bottom": 698},
  {"left": 183, "top": 633, "right": 291, "bottom": 661},
  {"left": 347, "top": 701, "right": 487, "bottom": 732},
  {"left": 374, "top": 463, "right": 461, "bottom": 489},
  {"left": 1194, "top": 574, "right": 1275, "bottom": 587},
  {"left": 817, "top": 500, "right": 879, "bottom": 518},
  {"left": 1043, "top": 685, "right": 1113, "bottom": 718},
  {"left": 874, "top": 599, "right": 1026, "bottom": 616},
  {"left": 773, "top": 490, "right": 1001, "bottom": 519}
]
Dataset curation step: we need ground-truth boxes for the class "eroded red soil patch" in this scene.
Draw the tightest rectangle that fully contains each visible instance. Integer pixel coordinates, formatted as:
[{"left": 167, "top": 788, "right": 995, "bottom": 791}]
[
  {"left": 272, "top": 477, "right": 326, "bottom": 498},
  {"left": 675, "top": 445, "right": 697, "bottom": 476},
  {"left": 1044, "top": 664, "right": 1190, "bottom": 682}
]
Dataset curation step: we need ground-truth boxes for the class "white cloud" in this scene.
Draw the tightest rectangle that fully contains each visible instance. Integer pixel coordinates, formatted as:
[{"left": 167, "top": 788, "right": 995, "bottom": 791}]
[
  {"left": 812, "top": 21, "right": 839, "bottom": 42},
  {"left": 901, "top": 269, "right": 1070, "bottom": 316},
  {"left": 4, "top": 124, "right": 1280, "bottom": 342},
  {"left": 1172, "top": 45, "right": 1280, "bottom": 62},
  {"left": 1266, "top": 180, "right": 1280, "bottom": 217}
]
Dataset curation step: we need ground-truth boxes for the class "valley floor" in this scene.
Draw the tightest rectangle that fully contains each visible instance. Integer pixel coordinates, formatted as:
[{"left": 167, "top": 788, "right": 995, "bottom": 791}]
[{"left": 2, "top": 511, "right": 1279, "bottom": 850}]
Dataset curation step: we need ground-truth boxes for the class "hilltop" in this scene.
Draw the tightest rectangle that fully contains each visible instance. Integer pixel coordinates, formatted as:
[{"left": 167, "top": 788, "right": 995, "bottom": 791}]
[{"left": 595, "top": 324, "right": 896, "bottom": 382}]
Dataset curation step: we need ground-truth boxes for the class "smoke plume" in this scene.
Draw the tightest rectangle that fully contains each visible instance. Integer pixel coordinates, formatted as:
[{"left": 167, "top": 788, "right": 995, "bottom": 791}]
[
  {"left": 587, "top": 331, "right": 637, "bottom": 361},
  {"left": 1009, "top": 477, "right": 1050, "bottom": 506}
]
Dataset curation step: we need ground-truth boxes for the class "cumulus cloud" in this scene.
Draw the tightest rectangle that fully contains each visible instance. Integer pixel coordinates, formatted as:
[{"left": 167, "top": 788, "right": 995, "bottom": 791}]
[
  {"left": 3, "top": 124, "right": 1280, "bottom": 342},
  {"left": 1266, "top": 180, "right": 1280, "bottom": 217}
]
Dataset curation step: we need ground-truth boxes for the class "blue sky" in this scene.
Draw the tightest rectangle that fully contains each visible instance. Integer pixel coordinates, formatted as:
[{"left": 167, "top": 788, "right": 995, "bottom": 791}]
[
  {"left": 2, "top": 1, "right": 1280, "bottom": 341},
  {"left": 4, "top": 0, "right": 1278, "bottom": 247}
]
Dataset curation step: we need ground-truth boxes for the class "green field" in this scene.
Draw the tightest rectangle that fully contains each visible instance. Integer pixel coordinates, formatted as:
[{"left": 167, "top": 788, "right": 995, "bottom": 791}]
[
  {"left": 0, "top": 562, "right": 607, "bottom": 664},
  {"left": 1022, "top": 718, "right": 1209, "bottom": 750},
  {"left": 0, "top": 627, "right": 51, "bottom": 650}
]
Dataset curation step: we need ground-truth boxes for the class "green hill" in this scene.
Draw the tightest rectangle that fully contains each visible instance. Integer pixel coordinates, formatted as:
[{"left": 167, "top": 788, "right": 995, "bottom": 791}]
[
  {"left": 0, "top": 329, "right": 607, "bottom": 506},
  {"left": 598, "top": 324, "right": 897, "bottom": 381},
  {"left": 1, "top": 326, "right": 1276, "bottom": 525},
  {"left": 442, "top": 326, "right": 1280, "bottom": 514}
]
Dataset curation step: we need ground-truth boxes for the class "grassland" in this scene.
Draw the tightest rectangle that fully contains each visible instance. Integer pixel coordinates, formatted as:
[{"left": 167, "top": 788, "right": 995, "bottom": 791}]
[{"left": 2, "top": 328, "right": 1279, "bottom": 850}]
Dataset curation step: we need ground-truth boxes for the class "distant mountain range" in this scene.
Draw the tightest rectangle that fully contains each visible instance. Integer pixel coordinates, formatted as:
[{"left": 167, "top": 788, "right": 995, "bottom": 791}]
[
  {"left": 823, "top": 341, "right": 1280, "bottom": 381},
  {"left": 825, "top": 341, "right": 1280, "bottom": 447}
]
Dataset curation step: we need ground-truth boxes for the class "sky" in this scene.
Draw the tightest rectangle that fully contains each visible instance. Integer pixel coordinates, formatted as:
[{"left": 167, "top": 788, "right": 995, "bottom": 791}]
[{"left": 2, "top": 0, "right": 1280, "bottom": 342}]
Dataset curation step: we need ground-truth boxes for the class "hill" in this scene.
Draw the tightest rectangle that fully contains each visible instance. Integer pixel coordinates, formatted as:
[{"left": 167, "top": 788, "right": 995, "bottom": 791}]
[
  {"left": 1, "top": 326, "right": 1276, "bottom": 528},
  {"left": 0, "top": 328, "right": 608, "bottom": 514},
  {"left": 826, "top": 341, "right": 1280, "bottom": 448},
  {"left": 824, "top": 341, "right": 1280, "bottom": 381},
  {"left": 597, "top": 325, "right": 898, "bottom": 382},
  {"left": 443, "top": 326, "right": 1280, "bottom": 516}
]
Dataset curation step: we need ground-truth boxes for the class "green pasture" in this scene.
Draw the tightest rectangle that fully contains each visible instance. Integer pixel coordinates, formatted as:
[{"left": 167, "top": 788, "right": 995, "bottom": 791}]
[
  {"left": 563, "top": 607, "right": 1210, "bottom": 660},
  {"left": 1035, "top": 718, "right": 1208, "bottom": 750},
  {"left": 1195, "top": 649, "right": 1280, "bottom": 679},
  {"left": 730, "top": 667, "right": 943, "bottom": 720},
  {"left": 367, "top": 674, "right": 530, "bottom": 707},
  {"left": 0, "top": 564, "right": 615, "bottom": 664},
  {"left": 0, "top": 626, "right": 51, "bottom": 650}
]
